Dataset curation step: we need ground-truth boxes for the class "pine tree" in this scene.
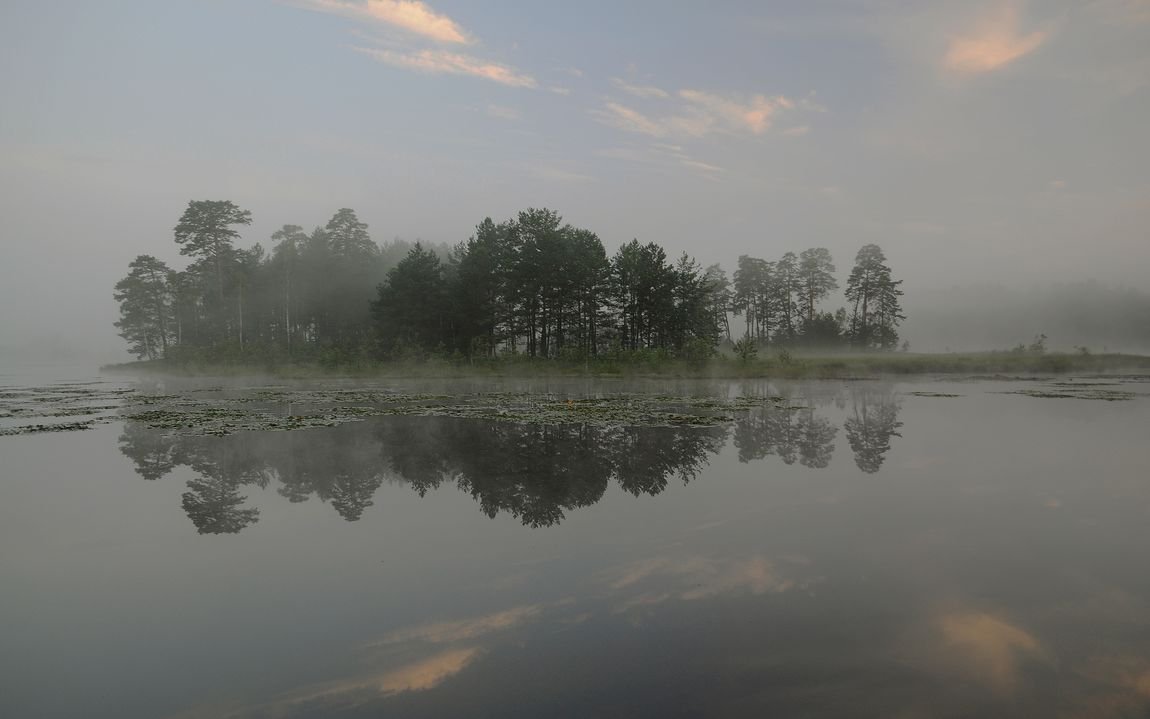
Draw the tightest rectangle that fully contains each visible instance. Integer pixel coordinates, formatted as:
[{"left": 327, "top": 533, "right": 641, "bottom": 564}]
[{"left": 113, "top": 255, "right": 174, "bottom": 359}]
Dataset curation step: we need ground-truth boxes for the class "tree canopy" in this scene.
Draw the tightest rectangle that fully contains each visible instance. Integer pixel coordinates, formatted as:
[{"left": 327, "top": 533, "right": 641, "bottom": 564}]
[{"left": 115, "top": 200, "right": 905, "bottom": 364}]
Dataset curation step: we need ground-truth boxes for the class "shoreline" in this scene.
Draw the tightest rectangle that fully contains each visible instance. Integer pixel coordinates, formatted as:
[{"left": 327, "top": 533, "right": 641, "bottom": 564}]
[{"left": 98, "top": 352, "right": 1150, "bottom": 380}]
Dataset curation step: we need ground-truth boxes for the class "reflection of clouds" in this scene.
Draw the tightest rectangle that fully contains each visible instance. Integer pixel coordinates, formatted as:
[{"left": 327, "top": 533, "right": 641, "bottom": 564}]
[
  {"left": 202, "top": 648, "right": 483, "bottom": 718},
  {"left": 291, "top": 647, "right": 481, "bottom": 702},
  {"left": 1070, "top": 655, "right": 1150, "bottom": 718},
  {"left": 375, "top": 648, "right": 481, "bottom": 693},
  {"left": 608, "top": 555, "right": 809, "bottom": 612},
  {"left": 180, "top": 603, "right": 564, "bottom": 717},
  {"left": 938, "top": 612, "right": 1046, "bottom": 692},
  {"left": 376, "top": 604, "right": 545, "bottom": 645}
]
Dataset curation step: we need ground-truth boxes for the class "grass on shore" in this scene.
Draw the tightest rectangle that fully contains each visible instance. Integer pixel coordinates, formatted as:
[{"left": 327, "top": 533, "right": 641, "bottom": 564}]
[{"left": 100, "top": 351, "right": 1150, "bottom": 380}]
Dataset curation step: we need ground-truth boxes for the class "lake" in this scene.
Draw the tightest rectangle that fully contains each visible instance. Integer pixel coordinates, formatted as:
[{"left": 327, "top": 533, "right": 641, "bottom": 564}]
[{"left": 2, "top": 371, "right": 1150, "bottom": 718}]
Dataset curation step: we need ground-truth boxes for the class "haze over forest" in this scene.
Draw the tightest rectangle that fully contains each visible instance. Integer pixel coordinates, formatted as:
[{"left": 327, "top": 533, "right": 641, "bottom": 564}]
[{"left": 2, "top": 1, "right": 1149, "bottom": 362}]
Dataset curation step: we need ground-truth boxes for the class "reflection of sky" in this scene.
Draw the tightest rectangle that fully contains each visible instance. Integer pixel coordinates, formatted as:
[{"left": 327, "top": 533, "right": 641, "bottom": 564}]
[{"left": 3, "top": 377, "right": 1150, "bottom": 717}]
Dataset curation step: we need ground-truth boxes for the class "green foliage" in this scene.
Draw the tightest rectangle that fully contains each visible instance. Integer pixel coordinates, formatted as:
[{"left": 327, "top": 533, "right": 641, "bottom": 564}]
[
  {"left": 845, "top": 244, "right": 904, "bottom": 350},
  {"left": 114, "top": 255, "right": 173, "bottom": 359},
  {"left": 799, "top": 247, "right": 838, "bottom": 325},
  {"left": 373, "top": 243, "right": 448, "bottom": 357},
  {"left": 116, "top": 200, "right": 914, "bottom": 369},
  {"left": 733, "top": 336, "right": 758, "bottom": 363}
]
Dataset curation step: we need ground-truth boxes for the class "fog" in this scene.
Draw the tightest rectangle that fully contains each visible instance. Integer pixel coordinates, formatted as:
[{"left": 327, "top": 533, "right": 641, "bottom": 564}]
[
  {"left": 1, "top": 1, "right": 1148, "bottom": 363},
  {"left": 903, "top": 282, "right": 1150, "bottom": 354}
]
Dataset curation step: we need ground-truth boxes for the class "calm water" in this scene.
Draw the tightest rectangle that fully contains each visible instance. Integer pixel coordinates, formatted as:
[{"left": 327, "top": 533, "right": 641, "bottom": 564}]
[{"left": 3, "top": 372, "right": 1150, "bottom": 718}]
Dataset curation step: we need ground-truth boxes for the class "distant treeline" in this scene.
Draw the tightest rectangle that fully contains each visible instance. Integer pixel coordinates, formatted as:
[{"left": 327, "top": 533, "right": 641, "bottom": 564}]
[{"left": 113, "top": 201, "right": 905, "bottom": 363}]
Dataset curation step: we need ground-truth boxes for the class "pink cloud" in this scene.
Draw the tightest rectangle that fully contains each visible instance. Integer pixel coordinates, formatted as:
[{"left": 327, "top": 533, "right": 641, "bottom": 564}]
[
  {"left": 309, "top": 0, "right": 470, "bottom": 43},
  {"left": 944, "top": 5, "right": 1047, "bottom": 74},
  {"left": 355, "top": 47, "right": 536, "bottom": 87}
]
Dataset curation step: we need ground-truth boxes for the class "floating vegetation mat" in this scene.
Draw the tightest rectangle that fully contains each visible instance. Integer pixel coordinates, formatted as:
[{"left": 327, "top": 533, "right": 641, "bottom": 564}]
[
  {"left": 119, "top": 393, "right": 789, "bottom": 436},
  {"left": 3, "top": 376, "right": 1144, "bottom": 437},
  {"left": 0, "top": 383, "right": 136, "bottom": 436},
  {"left": 1003, "top": 387, "right": 1137, "bottom": 401},
  {"left": 0, "top": 382, "right": 789, "bottom": 437}
]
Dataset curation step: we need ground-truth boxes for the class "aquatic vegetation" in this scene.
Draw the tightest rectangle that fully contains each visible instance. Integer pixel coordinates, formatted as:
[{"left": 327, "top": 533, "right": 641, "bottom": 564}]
[
  {"left": 1004, "top": 388, "right": 1136, "bottom": 401},
  {"left": 119, "top": 392, "right": 778, "bottom": 436},
  {"left": 0, "top": 420, "right": 97, "bottom": 436},
  {"left": 2, "top": 374, "right": 1144, "bottom": 438}
]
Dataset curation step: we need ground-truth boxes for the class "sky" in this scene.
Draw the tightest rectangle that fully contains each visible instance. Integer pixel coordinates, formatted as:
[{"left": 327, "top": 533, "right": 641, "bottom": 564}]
[{"left": 1, "top": 0, "right": 1148, "bottom": 358}]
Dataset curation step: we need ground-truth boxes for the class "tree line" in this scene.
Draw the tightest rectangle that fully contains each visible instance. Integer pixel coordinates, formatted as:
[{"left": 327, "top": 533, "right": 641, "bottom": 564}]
[{"left": 114, "top": 200, "right": 905, "bottom": 362}]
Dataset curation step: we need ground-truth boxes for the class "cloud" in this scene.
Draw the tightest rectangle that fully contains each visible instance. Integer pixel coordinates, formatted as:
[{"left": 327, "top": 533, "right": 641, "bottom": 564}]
[
  {"left": 306, "top": 0, "right": 470, "bottom": 43},
  {"left": 548, "top": 86, "right": 572, "bottom": 95},
  {"left": 593, "top": 89, "right": 799, "bottom": 140},
  {"left": 783, "top": 125, "right": 811, "bottom": 136},
  {"left": 611, "top": 78, "right": 670, "bottom": 99},
  {"left": 678, "top": 89, "right": 793, "bottom": 134},
  {"left": 304, "top": 1, "right": 535, "bottom": 89},
  {"left": 944, "top": 5, "right": 1048, "bottom": 74},
  {"left": 354, "top": 47, "right": 536, "bottom": 87},
  {"left": 592, "top": 102, "right": 676, "bottom": 138},
  {"left": 590, "top": 102, "right": 713, "bottom": 139}
]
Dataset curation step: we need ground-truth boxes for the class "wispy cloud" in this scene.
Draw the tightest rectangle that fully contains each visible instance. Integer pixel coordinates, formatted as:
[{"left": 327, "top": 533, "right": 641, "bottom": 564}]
[
  {"left": 354, "top": 47, "right": 536, "bottom": 87},
  {"left": 944, "top": 4, "right": 1048, "bottom": 74},
  {"left": 305, "top": 0, "right": 470, "bottom": 43},
  {"left": 680, "top": 159, "right": 724, "bottom": 175},
  {"left": 611, "top": 78, "right": 670, "bottom": 99},
  {"left": 678, "top": 89, "right": 792, "bottom": 134},
  {"left": 783, "top": 125, "right": 811, "bottom": 136},
  {"left": 594, "top": 88, "right": 800, "bottom": 141},
  {"left": 591, "top": 102, "right": 689, "bottom": 138},
  {"left": 301, "top": 1, "right": 536, "bottom": 88}
]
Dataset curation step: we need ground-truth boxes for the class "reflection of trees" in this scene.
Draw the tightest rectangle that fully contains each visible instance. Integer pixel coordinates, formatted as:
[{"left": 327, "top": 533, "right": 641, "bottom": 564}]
[
  {"left": 118, "top": 422, "right": 177, "bottom": 481},
  {"left": 169, "top": 434, "right": 273, "bottom": 534},
  {"left": 181, "top": 476, "right": 260, "bottom": 534},
  {"left": 796, "top": 409, "right": 838, "bottom": 468},
  {"left": 119, "top": 416, "right": 728, "bottom": 532},
  {"left": 844, "top": 389, "right": 903, "bottom": 474},
  {"left": 119, "top": 385, "right": 908, "bottom": 534},
  {"left": 733, "top": 383, "right": 903, "bottom": 472},
  {"left": 734, "top": 406, "right": 837, "bottom": 469}
]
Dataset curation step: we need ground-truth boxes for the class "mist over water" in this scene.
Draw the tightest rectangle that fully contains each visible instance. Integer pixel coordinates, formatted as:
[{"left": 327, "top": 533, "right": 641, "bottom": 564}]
[{"left": 3, "top": 1, "right": 1150, "bottom": 717}]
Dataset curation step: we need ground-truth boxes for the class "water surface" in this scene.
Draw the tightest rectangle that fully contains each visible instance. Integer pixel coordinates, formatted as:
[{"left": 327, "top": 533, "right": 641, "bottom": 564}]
[{"left": 2, "top": 374, "right": 1149, "bottom": 718}]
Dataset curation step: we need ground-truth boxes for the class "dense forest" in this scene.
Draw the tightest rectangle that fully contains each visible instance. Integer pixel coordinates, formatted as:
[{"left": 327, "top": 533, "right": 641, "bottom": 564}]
[{"left": 113, "top": 200, "right": 905, "bottom": 364}]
